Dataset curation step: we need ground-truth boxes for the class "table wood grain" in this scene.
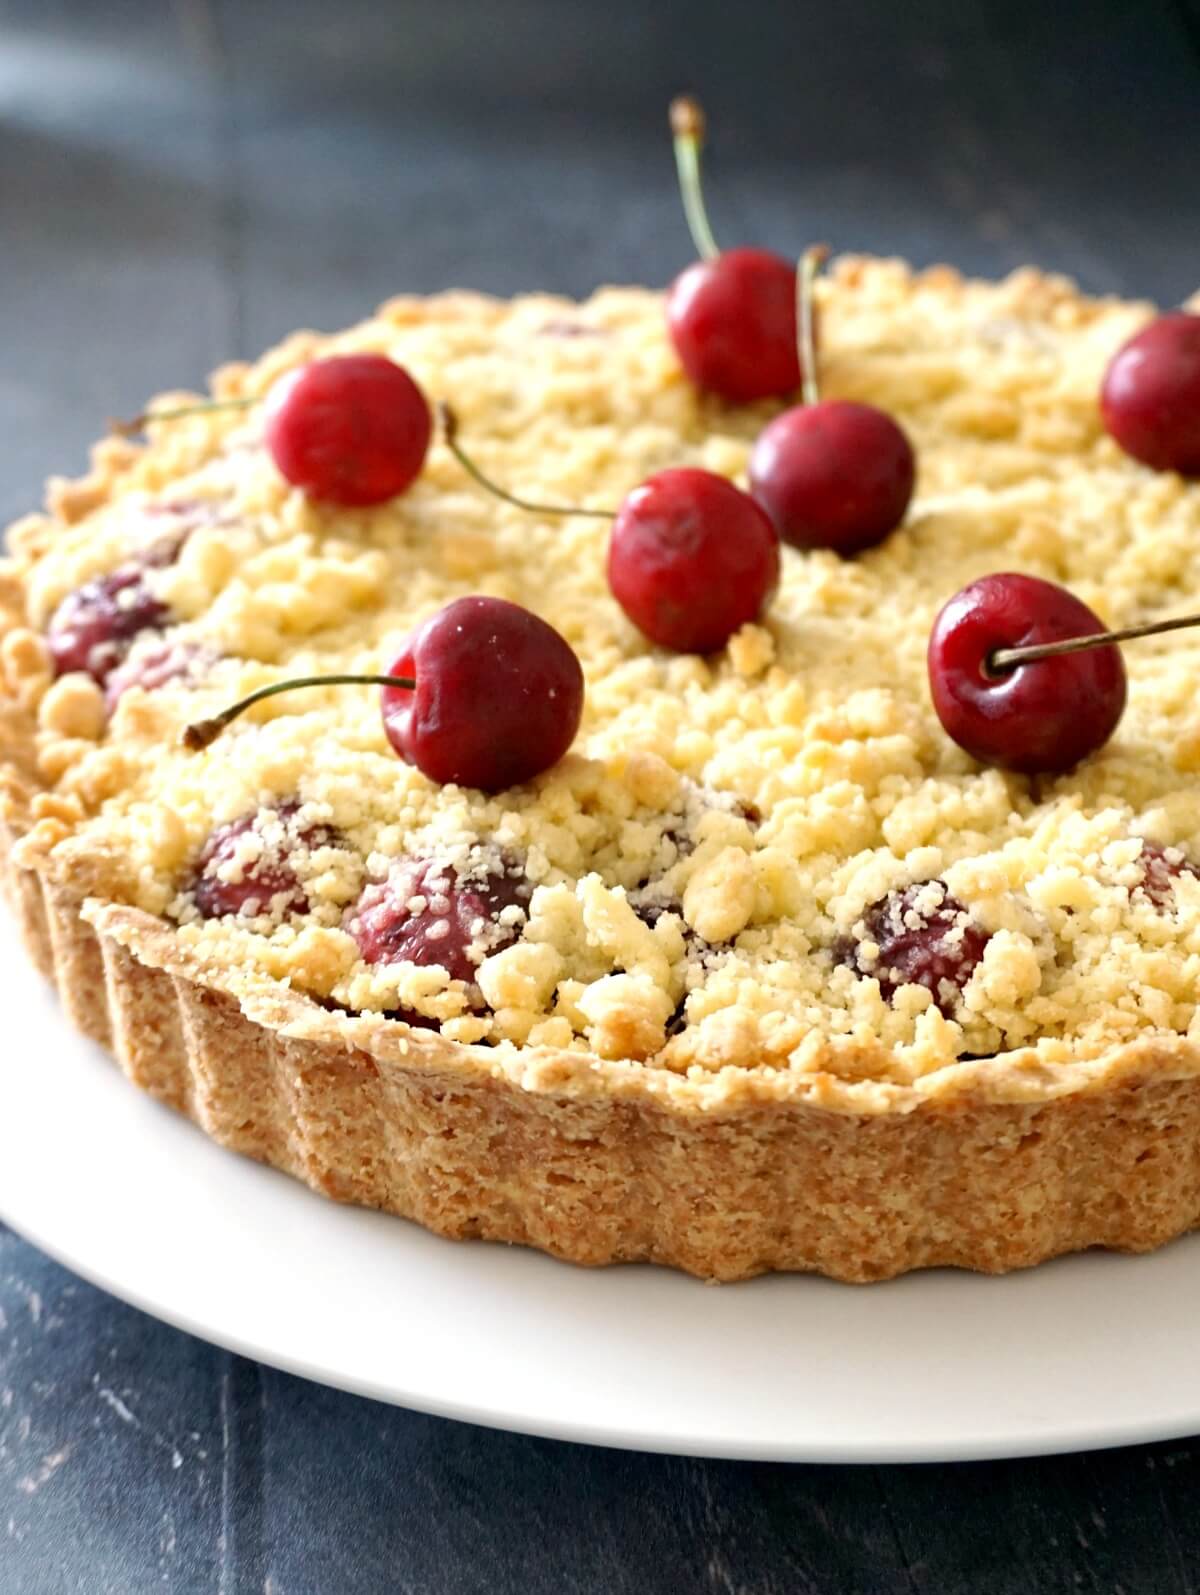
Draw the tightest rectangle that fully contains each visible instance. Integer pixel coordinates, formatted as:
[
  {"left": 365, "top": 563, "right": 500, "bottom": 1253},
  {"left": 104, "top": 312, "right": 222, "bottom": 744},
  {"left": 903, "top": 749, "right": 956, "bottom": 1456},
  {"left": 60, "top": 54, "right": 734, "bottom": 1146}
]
[{"left": 3, "top": 0, "right": 1200, "bottom": 1588}]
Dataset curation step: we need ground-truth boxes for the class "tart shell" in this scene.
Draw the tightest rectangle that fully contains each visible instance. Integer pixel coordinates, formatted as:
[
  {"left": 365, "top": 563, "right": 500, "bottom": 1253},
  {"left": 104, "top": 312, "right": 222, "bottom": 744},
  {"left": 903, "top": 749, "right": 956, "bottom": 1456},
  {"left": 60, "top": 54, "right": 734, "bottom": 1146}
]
[{"left": 4, "top": 771, "right": 1200, "bottom": 1283}]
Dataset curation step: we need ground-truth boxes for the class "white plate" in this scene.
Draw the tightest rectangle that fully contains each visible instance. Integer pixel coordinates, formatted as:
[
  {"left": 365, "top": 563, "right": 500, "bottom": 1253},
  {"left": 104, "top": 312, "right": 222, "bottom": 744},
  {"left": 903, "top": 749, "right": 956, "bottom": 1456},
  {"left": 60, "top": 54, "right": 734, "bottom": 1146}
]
[{"left": 3, "top": 916, "right": 1200, "bottom": 1463}]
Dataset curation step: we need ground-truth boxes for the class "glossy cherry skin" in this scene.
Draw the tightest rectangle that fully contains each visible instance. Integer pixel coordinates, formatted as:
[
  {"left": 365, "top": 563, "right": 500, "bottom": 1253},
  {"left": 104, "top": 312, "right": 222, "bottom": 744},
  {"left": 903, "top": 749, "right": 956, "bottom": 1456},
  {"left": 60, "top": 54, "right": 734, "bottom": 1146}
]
[
  {"left": 381, "top": 596, "right": 585, "bottom": 792},
  {"left": 191, "top": 805, "right": 339, "bottom": 920},
  {"left": 264, "top": 353, "right": 432, "bottom": 506},
  {"left": 835, "top": 881, "right": 990, "bottom": 1017},
  {"left": 607, "top": 468, "right": 779, "bottom": 653},
  {"left": 349, "top": 855, "right": 531, "bottom": 982},
  {"left": 749, "top": 399, "right": 915, "bottom": 554},
  {"left": 666, "top": 248, "right": 801, "bottom": 403},
  {"left": 1100, "top": 312, "right": 1200, "bottom": 475},
  {"left": 928, "top": 573, "right": 1126, "bottom": 774}
]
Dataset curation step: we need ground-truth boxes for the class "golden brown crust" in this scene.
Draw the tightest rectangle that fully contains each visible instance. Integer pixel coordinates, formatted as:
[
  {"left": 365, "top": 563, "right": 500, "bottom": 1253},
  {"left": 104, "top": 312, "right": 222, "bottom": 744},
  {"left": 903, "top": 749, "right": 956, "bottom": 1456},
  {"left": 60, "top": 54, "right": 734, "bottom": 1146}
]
[{"left": 6, "top": 266, "right": 1200, "bottom": 1280}]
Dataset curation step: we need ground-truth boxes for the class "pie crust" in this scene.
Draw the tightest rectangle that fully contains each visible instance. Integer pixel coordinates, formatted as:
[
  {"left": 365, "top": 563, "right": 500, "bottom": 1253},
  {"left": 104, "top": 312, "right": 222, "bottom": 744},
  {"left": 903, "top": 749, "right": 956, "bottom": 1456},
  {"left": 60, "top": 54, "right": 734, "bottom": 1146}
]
[{"left": 4, "top": 261, "right": 1200, "bottom": 1283}]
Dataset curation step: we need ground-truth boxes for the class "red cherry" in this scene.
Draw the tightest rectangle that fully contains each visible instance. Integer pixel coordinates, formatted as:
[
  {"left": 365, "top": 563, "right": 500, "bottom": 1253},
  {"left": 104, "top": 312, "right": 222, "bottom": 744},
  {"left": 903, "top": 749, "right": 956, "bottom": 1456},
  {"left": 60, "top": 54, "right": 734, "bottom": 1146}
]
[
  {"left": 928, "top": 573, "right": 1127, "bottom": 774},
  {"left": 1137, "top": 840, "right": 1200, "bottom": 908},
  {"left": 179, "top": 597, "right": 584, "bottom": 794},
  {"left": 1100, "top": 312, "right": 1200, "bottom": 475},
  {"left": 835, "top": 881, "right": 990, "bottom": 1017},
  {"left": 666, "top": 248, "right": 801, "bottom": 404},
  {"left": 47, "top": 567, "right": 171, "bottom": 684},
  {"left": 437, "top": 410, "right": 778, "bottom": 656},
  {"left": 748, "top": 399, "right": 915, "bottom": 554},
  {"left": 348, "top": 854, "right": 531, "bottom": 981},
  {"left": 191, "top": 804, "right": 339, "bottom": 920},
  {"left": 264, "top": 353, "right": 432, "bottom": 506},
  {"left": 664, "top": 98, "right": 804, "bottom": 404},
  {"left": 381, "top": 596, "right": 584, "bottom": 791},
  {"left": 607, "top": 468, "right": 779, "bottom": 652}
]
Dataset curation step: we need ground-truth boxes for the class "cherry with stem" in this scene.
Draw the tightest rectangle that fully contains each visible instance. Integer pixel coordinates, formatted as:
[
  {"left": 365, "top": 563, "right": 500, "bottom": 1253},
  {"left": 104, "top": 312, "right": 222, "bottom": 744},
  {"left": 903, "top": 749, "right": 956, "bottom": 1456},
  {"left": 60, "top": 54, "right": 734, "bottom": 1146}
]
[
  {"left": 664, "top": 96, "right": 801, "bottom": 404},
  {"left": 748, "top": 246, "right": 916, "bottom": 555},
  {"left": 926, "top": 573, "right": 1200, "bottom": 774},
  {"left": 439, "top": 403, "right": 779, "bottom": 654},
  {"left": 181, "top": 595, "right": 585, "bottom": 793},
  {"left": 113, "top": 354, "right": 432, "bottom": 508}
]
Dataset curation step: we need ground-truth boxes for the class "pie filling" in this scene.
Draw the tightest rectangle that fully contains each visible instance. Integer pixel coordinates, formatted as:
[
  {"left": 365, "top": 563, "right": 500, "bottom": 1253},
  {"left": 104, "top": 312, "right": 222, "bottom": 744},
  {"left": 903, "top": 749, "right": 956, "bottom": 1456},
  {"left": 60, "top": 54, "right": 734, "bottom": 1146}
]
[{"left": 5, "top": 260, "right": 1200, "bottom": 1084}]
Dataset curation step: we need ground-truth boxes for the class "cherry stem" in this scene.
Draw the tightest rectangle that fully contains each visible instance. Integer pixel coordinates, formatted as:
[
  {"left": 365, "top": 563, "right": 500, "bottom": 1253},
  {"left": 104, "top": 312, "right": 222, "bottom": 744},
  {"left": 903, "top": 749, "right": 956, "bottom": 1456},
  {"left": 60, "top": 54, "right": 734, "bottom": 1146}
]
[
  {"left": 988, "top": 610, "right": 1200, "bottom": 674},
  {"left": 112, "top": 395, "right": 258, "bottom": 437},
  {"left": 670, "top": 95, "right": 720, "bottom": 262},
  {"left": 798, "top": 244, "right": 830, "bottom": 408},
  {"left": 438, "top": 402, "right": 615, "bottom": 519},
  {"left": 181, "top": 673, "right": 417, "bottom": 751}
]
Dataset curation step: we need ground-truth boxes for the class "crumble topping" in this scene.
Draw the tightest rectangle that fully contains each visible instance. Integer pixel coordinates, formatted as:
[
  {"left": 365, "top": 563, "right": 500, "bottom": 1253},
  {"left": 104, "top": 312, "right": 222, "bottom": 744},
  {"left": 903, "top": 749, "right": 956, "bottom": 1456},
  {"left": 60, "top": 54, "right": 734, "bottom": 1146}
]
[{"left": 5, "top": 258, "right": 1200, "bottom": 1084}]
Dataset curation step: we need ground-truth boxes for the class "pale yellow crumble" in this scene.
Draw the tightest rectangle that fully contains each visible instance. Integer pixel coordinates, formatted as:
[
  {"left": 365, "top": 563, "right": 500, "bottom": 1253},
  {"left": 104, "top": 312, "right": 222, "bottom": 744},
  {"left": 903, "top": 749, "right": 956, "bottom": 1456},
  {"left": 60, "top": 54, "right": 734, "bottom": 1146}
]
[{"left": 6, "top": 257, "right": 1200, "bottom": 1084}]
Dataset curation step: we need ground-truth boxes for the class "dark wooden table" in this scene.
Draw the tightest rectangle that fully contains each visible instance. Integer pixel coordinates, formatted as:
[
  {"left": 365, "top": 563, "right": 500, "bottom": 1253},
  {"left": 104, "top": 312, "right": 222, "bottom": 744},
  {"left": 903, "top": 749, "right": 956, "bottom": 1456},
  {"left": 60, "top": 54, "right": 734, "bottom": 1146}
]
[{"left": 4, "top": 2, "right": 1200, "bottom": 1588}]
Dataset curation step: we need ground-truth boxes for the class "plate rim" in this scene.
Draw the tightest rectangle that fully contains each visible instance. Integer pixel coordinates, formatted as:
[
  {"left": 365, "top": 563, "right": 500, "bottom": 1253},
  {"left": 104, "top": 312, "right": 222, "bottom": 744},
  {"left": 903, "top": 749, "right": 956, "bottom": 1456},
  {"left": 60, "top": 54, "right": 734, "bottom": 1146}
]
[{"left": 7, "top": 1194, "right": 1200, "bottom": 1464}]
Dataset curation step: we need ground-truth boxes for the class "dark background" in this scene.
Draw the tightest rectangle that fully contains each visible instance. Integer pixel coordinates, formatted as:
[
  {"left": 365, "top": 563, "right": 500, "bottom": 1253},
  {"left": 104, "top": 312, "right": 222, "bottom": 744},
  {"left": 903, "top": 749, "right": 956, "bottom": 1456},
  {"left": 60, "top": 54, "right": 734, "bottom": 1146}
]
[{"left": 4, "top": 1, "right": 1200, "bottom": 1589}]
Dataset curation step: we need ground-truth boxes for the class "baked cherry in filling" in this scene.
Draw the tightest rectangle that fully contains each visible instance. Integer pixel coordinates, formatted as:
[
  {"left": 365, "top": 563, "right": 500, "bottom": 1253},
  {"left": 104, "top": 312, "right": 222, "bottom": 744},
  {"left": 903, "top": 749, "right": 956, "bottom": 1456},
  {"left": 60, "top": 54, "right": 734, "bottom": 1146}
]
[
  {"left": 835, "top": 882, "right": 990, "bottom": 1017},
  {"left": 348, "top": 855, "right": 532, "bottom": 984},
  {"left": 1137, "top": 841, "right": 1200, "bottom": 908},
  {"left": 47, "top": 567, "right": 171, "bottom": 685},
  {"left": 191, "top": 804, "right": 341, "bottom": 920},
  {"left": 45, "top": 525, "right": 193, "bottom": 685},
  {"left": 537, "top": 319, "right": 606, "bottom": 338}
]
